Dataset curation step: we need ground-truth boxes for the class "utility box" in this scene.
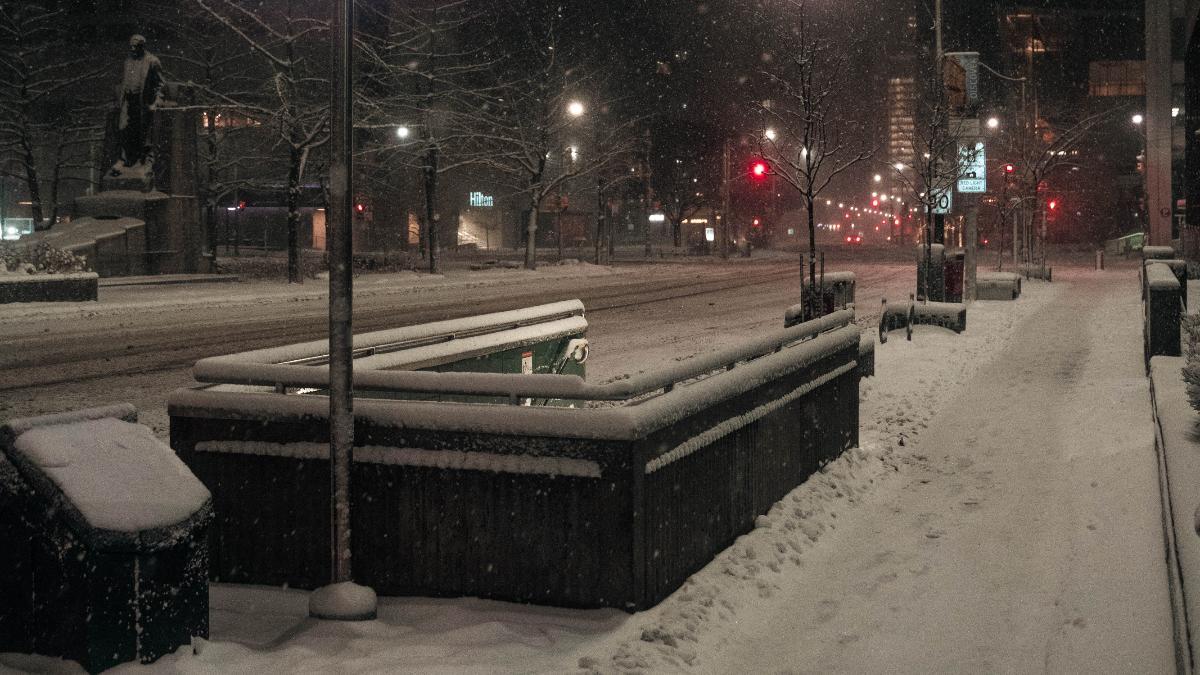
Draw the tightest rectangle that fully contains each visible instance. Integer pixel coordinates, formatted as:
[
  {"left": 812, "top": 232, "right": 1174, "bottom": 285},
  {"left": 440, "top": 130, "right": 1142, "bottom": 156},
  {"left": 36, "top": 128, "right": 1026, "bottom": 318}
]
[{"left": 0, "top": 405, "right": 212, "bottom": 674}]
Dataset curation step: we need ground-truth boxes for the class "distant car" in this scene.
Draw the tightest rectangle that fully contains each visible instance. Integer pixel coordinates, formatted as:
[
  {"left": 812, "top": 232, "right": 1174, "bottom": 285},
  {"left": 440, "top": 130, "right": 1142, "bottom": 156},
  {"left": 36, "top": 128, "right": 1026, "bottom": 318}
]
[{"left": 844, "top": 233, "right": 863, "bottom": 245}]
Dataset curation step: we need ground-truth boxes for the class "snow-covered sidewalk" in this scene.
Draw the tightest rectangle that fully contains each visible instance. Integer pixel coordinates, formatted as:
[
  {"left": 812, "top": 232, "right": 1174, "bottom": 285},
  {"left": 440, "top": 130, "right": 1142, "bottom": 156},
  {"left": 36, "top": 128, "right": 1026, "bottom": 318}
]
[
  {"left": 6, "top": 266, "right": 1173, "bottom": 675},
  {"left": 707, "top": 266, "right": 1174, "bottom": 673}
]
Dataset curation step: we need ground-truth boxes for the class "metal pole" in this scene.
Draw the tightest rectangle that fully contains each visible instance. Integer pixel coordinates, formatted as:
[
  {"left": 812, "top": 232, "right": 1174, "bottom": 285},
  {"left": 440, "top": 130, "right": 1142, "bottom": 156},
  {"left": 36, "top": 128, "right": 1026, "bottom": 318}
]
[
  {"left": 643, "top": 132, "right": 653, "bottom": 258},
  {"left": 721, "top": 138, "right": 730, "bottom": 260},
  {"left": 328, "top": 0, "right": 355, "bottom": 587},
  {"left": 595, "top": 177, "right": 603, "bottom": 265},
  {"left": 965, "top": 194, "right": 978, "bottom": 302}
]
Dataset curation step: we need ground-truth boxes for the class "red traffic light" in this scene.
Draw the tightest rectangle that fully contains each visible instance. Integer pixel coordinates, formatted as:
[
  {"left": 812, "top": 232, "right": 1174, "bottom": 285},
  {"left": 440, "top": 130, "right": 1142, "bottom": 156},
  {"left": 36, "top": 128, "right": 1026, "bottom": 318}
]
[
  {"left": 1048, "top": 199, "right": 1058, "bottom": 211},
  {"left": 355, "top": 203, "right": 366, "bottom": 213},
  {"left": 237, "top": 200, "right": 247, "bottom": 210},
  {"left": 752, "top": 218, "right": 761, "bottom": 227},
  {"left": 1003, "top": 163, "right": 1015, "bottom": 174},
  {"left": 750, "top": 160, "right": 769, "bottom": 178},
  {"left": 871, "top": 199, "right": 879, "bottom": 207}
]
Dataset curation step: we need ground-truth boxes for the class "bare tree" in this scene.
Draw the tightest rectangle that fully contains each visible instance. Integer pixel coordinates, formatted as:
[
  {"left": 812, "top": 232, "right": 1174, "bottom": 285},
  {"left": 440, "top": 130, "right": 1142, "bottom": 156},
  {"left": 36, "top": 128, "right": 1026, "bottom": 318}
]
[
  {"left": 468, "top": 2, "right": 639, "bottom": 270},
  {"left": 0, "top": 3, "right": 106, "bottom": 227},
  {"left": 192, "top": 0, "right": 330, "bottom": 283},
  {"left": 356, "top": 0, "right": 498, "bottom": 274},
  {"left": 1005, "top": 105, "right": 1123, "bottom": 267},
  {"left": 754, "top": 0, "right": 873, "bottom": 318},
  {"left": 653, "top": 135, "right": 717, "bottom": 251},
  {"left": 152, "top": 8, "right": 269, "bottom": 264}
]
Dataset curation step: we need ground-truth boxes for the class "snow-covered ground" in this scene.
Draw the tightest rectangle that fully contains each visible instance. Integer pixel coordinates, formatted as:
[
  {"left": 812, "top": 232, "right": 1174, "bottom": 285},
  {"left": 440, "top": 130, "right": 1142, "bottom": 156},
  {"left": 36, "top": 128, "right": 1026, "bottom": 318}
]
[{"left": 3, "top": 262, "right": 1173, "bottom": 674}]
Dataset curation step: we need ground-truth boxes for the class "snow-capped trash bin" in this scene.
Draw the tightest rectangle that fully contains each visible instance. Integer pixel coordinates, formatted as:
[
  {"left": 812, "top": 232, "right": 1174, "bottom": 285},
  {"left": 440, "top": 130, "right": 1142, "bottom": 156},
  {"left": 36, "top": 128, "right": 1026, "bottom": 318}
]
[
  {"left": 1144, "top": 262, "right": 1182, "bottom": 361},
  {"left": 0, "top": 404, "right": 212, "bottom": 674},
  {"left": 976, "top": 271, "right": 1021, "bottom": 300}
]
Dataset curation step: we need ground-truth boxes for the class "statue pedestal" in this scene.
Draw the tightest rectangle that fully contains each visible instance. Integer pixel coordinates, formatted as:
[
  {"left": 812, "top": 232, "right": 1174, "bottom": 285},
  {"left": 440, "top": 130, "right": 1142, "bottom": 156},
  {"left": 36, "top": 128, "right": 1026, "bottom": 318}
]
[
  {"left": 69, "top": 105, "right": 204, "bottom": 275},
  {"left": 103, "top": 163, "right": 154, "bottom": 193}
]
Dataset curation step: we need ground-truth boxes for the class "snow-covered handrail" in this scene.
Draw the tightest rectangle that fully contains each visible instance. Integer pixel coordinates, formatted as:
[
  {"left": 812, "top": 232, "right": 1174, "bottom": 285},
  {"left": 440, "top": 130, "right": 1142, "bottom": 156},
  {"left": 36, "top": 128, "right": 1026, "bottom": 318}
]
[
  {"left": 191, "top": 308, "right": 857, "bottom": 402},
  {"left": 194, "top": 299, "right": 586, "bottom": 369}
]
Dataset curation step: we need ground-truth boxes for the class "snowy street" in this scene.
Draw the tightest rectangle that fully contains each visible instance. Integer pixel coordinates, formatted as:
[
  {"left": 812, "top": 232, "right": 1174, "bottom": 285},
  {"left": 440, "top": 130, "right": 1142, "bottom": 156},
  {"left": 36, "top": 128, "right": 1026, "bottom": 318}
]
[
  {"left": 0, "top": 256, "right": 912, "bottom": 439},
  {"left": 3, "top": 262, "right": 1168, "bottom": 674}
]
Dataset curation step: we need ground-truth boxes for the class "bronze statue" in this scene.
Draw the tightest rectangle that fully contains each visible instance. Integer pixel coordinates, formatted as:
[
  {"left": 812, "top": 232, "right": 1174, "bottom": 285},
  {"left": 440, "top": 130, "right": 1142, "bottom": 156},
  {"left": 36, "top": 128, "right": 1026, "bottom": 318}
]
[{"left": 113, "top": 34, "right": 163, "bottom": 173}]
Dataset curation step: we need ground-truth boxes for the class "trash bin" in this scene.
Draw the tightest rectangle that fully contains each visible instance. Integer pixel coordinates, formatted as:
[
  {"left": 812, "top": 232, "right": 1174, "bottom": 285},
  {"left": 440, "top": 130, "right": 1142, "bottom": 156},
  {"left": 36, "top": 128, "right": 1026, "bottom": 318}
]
[
  {"left": 0, "top": 404, "right": 212, "bottom": 674},
  {"left": 943, "top": 249, "right": 964, "bottom": 303}
]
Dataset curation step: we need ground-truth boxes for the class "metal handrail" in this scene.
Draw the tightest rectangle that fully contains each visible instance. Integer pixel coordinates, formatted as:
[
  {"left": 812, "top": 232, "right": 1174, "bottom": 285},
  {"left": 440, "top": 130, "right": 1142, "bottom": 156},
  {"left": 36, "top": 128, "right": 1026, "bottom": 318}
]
[{"left": 194, "top": 309, "right": 858, "bottom": 403}]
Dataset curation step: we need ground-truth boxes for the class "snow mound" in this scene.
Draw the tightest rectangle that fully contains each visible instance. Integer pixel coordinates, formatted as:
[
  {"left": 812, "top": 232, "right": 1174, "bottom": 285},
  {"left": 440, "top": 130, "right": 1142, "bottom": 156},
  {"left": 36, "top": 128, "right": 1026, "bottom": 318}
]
[
  {"left": 12, "top": 417, "right": 210, "bottom": 532},
  {"left": 308, "top": 581, "right": 378, "bottom": 621}
]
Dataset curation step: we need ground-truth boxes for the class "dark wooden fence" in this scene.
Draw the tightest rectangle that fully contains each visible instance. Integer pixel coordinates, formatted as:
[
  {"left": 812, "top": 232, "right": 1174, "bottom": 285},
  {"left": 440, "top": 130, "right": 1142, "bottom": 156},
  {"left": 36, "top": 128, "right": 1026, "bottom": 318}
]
[{"left": 171, "top": 312, "right": 862, "bottom": 611}]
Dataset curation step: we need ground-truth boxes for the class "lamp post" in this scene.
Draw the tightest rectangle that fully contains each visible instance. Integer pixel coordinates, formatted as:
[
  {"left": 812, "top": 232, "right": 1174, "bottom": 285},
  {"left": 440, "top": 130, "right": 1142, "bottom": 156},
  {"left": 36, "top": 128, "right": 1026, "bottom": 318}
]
[
  {"left": 310, "top": 0, "right": 376, "bottom": 622},
  {"left": 1133, "top": 113, "right": 1148, "bottom": 237}
]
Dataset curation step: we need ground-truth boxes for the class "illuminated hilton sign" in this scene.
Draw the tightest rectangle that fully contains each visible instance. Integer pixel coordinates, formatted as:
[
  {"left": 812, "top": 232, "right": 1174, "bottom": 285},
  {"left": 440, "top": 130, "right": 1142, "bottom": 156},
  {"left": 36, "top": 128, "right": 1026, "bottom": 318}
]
[{"left": 469, "top": 191, "right": 494, "bottom": 208}]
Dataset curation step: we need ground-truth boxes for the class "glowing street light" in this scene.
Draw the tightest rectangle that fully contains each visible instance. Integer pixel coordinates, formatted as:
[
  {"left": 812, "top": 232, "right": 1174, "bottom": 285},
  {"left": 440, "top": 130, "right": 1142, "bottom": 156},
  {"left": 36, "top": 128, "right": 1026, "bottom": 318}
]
[
  {"left": 986, "top": 117, "right": 1000, "bottom": 129},
  {"left": 567, "top": 100, "right": 586, "bottom": 117},
  {"left": 1132, "top": 113, "right": 1144, "bottom": 125},
  {"left": 873, "top": 174, "right": 882, "bottom": 183},
  {"left": 764, "top": 128, "right": 777, "bottom": 141},
  {"left": 396, "top": 125, "right": 410, "bottom": 139},
  {"left": 893, "top": 162, "right": 905, "bottom": 172}
]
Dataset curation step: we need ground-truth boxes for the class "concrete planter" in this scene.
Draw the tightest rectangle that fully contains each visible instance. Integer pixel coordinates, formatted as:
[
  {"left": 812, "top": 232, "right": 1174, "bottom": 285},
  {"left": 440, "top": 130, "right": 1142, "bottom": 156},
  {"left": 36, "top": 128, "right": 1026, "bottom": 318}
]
[{"left": 0, "top": 273, "right": 98, "bottom": 304}]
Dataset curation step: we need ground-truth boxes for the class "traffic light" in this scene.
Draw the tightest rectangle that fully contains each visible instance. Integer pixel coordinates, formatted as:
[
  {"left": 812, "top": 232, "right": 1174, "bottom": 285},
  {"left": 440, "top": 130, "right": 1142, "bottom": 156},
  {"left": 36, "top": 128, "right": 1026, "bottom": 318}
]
[
  {"left": 750, "top": 159, "right": 769, "bottom": 179},
  {"left": 1003, "top": 163, "right": 1015, "bottom": 174},
  {"left": 752, "top": 218, "right": 761, "bottom": 228},
  {"left": 1048, "top": 199, "right": 1058, "bottom": 211},
  {"left": 871, "top": 198, "right": 879, "bottom": 208}
]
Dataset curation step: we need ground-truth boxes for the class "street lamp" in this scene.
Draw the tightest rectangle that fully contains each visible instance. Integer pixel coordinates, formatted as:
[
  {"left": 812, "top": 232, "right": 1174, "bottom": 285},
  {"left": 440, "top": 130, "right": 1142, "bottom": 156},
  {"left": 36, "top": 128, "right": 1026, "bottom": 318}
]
[
  {"left": 873, "top": 174, "right": 882, "bottom": 183},
  {"left": 764, "top": 128, "right": 777, "bottom": 141},
  {"left": 1132, "top": 113, "right": 1144, "bottom": 125},
  {"left": 395, "top": 125, "right": 410, "bottom": 139},
  {"left": 893, "top": 162, "right": 905, "bottom": 172},
  {"left": 986, "top": 116, "right": 1000, "bottom": 130},
  {"left": 567, "top": 100, "right": 585, "bottom": 117}
]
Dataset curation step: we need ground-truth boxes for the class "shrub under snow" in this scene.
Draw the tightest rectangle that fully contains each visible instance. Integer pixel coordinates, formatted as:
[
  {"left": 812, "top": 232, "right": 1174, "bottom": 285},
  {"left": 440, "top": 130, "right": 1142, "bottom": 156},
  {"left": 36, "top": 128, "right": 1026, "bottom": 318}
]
[
  {"left": 0, "top": 242, "right": 87, "bottom": 275},
  {"left": 1181, "top": 314, "right": 1200, "bottom": 411}
]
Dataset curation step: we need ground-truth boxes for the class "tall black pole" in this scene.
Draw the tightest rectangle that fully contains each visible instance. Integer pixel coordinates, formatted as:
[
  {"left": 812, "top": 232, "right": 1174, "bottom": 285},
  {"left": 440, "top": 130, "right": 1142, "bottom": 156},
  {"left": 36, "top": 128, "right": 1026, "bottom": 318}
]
[{"left": 328, "top": 0, "right": 355, "bottom": 587}]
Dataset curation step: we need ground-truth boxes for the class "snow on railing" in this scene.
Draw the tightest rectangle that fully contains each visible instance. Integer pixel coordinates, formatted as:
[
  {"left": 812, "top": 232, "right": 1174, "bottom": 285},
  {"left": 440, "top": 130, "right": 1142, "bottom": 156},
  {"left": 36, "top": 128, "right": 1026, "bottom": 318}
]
[
  {"left": 190, "top": 307, "right": 857, "bottom": 404},
  {"left": 195, "top": 299, "right": 587, "bottom": 368}
]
